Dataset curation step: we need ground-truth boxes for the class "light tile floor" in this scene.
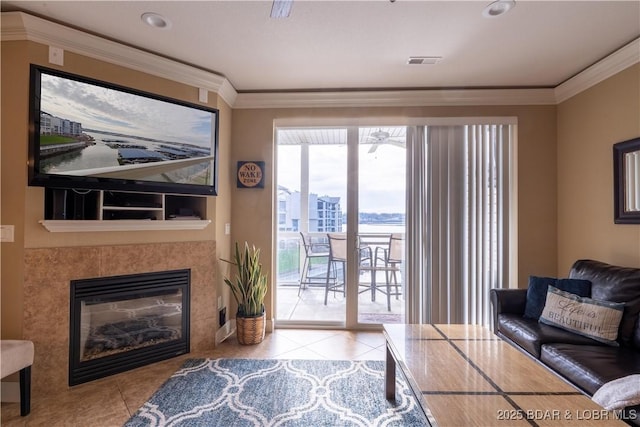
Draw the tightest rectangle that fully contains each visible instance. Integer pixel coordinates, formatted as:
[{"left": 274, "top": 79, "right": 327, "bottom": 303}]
[{"left": 1, "top": 329, "right": 386, "bottom": 426}]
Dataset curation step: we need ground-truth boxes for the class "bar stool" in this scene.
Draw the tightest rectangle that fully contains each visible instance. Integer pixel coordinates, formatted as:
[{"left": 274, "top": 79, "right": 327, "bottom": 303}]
[
  {"left": 298, "top": 232, "right": 330, "bottom": 295},
  {"left": 325, "top": 233, "right": 347, "bottom": 304},
  {"left": 373, "top": 234, "right": 404, "bottom": 311}
]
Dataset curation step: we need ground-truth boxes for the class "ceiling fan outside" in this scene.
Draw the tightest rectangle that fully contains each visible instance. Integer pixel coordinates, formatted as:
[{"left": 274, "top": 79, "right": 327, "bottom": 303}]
[{"left": 366, "top": 129, "right": 405, "bottom": 153}]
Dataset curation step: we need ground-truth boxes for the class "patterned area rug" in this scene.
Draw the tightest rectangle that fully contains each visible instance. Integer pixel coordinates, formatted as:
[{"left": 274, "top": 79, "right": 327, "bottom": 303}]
[{"left": 124, "top": 358, "right": 427, "bottom": 427}]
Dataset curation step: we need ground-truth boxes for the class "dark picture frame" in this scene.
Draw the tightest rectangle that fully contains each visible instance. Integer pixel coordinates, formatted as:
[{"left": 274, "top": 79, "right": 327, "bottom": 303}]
[{"left": 613, "top": 137, "right": 640, "bottom": 224}]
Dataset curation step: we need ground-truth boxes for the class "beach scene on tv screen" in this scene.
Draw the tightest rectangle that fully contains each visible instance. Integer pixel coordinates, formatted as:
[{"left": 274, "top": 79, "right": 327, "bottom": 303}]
[{"left": 37, "top": 72, "right": 216, "bottom": 186}]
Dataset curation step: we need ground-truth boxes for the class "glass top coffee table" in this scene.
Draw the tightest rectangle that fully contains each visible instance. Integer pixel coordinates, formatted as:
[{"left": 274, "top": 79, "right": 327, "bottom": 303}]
[{"left": 383, "top": 324, "right": 627, "bottom": 426}]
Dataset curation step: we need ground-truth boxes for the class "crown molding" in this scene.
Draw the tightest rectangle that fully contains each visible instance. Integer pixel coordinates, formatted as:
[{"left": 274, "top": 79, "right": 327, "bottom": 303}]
[
  {"left": 233, "top": 88, "right": 557, "bottom": 109},
  {"left": 554, "top": 38, "right": 640, "bottom": 104},
  {"left": 2, "top": 11, "right": 636, "bottom": 109},
  {"left": 1, "top": 12, "right": 237, "bottom": 107}
]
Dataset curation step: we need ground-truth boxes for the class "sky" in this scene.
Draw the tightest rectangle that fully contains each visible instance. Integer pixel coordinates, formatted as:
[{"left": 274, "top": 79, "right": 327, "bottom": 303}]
[
  {"left": 277, "top": 135, "right": 406, "bottom": 214},
  {"left": 40, "top": 72, "right": 215, "bottom": 147}
]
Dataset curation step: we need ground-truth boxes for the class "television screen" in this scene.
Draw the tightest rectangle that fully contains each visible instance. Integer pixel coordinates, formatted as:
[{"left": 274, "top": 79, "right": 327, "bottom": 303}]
[{"left": 28, "top": 65, "right": 219, "bottom": 196}]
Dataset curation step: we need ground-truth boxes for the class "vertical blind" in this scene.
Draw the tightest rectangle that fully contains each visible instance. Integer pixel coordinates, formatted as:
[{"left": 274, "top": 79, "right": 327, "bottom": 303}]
[{"left": 406, "top": 122, "right": 515, "bottom": 326}]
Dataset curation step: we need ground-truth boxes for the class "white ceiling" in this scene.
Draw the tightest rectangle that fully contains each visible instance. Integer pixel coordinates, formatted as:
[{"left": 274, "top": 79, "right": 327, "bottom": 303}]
[{"left": 2, "top": 1, "right": 639, "bottom": 93}]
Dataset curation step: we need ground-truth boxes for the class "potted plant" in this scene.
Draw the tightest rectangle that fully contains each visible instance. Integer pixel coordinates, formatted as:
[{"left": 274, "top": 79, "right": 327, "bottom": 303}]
[{"left": 222, "top": 241, "right": 268, "bottom": 345}]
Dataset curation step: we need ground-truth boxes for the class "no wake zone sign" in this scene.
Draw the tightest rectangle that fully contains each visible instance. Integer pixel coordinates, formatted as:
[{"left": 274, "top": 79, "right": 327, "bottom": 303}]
[{"left": 237, "top": 161, "right": 265, "bottom": 188}]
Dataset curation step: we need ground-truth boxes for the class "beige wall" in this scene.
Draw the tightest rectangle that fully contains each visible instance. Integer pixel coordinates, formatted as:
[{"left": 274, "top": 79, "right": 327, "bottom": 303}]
[
  {"left": 231, "top": 105, "right": 558, "bottom": 319},
  {"left": 1, "top": 40, "right": 232, "bottom": 339},
  {"left": 213, "top": 100, "right": 234, "bottom": 316},
  {"left": 1, "top": 41, "right": 29, "bottom": 338},
  {"left": 557, "top": 64, "right": 640, "bottom": 273}
]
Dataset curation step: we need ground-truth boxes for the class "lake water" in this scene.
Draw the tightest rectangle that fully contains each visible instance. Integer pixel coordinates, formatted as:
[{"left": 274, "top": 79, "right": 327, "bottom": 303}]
[
  {"left": 42, "top": 137, "right": 118, "bottom": 173},
  {"left": 355, "top": 223, "right": 405, "bottom": 233},
  {"left": 41, "top": 131, "right": 153, "bottom": 173},
  {"left": 41, "top": 131, "right": 214, "bottom": 185}
]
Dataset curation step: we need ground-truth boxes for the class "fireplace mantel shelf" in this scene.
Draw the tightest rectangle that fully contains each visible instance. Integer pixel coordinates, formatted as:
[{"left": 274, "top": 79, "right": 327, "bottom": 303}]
[{"left": 39, "top": 219, "right": 211, "bottom": 232}]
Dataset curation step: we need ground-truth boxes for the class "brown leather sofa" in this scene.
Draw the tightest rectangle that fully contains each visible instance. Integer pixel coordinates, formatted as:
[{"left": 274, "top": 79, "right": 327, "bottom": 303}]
[{"left": 491, "top": 259, "right": 640, "bottom": 425}]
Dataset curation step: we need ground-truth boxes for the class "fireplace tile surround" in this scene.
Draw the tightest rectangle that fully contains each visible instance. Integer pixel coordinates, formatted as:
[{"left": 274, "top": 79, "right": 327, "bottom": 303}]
[{"left": 23, "top": 241, "right": 217, "bottom": 396}]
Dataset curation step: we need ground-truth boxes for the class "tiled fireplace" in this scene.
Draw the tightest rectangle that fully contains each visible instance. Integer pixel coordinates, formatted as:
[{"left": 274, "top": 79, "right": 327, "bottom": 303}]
[{"left": 23, "top": 241, "right": 216, "bottom": 396}]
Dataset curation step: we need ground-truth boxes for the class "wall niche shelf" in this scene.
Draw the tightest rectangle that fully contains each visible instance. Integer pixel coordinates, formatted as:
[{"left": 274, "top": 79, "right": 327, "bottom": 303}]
[{"left": 41, "top": 188, "right": 210, "bottom": 232}]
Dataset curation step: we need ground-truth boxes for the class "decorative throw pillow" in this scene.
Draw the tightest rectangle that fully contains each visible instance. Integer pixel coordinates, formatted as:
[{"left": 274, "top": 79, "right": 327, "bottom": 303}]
[
  {"left": 523, "top": 276, "right": 591, "bottom": 319},
  {"left": 592, "top": 374, "right": 640, "bottom": 410},
  {"left": 539, "top": 286, "right": 624, "bottom": 346}
]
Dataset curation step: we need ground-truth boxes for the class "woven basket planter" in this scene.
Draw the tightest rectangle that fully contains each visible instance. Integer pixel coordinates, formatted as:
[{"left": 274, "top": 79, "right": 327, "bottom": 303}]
[{"left": 236, "top": 312, "right": 266, "bottom": 345}]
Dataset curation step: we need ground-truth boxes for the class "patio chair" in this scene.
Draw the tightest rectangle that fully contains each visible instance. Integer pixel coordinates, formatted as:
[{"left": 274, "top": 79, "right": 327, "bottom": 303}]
[
  {"left": 324, "top": 233, "right": 347, "bottom": 304},
  {"left": 298, "top": 232, "right": 330, "bottom": 295},
  {"left": 372, "top": 233, "right": 404, "bottom": 310},
  {"left": 356, "top": 235, "right": 376, "bottom": 299}
]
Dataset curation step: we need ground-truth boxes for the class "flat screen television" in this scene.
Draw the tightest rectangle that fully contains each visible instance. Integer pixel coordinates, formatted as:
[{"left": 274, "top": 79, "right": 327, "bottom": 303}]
[{"left": 28, "top": 64, "right": 219, "bottom": 196}]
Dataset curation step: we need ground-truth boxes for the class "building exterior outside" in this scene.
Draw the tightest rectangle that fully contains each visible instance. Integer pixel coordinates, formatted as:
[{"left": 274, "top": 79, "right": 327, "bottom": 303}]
[
  {"left": 316, "top": 196, "right": 341, "bottom": 232},
  {"left": 277, "top": 186, "right": 342, "bottom": 232},
  {"left": 40, "top": 111, "right": 83, "bottom": 136}
]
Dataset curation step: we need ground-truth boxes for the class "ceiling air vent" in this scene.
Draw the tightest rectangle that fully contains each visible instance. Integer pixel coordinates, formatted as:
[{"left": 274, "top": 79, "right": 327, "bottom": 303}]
[{"left": 407, "top": 56, "right": 442, "bottom": 65}]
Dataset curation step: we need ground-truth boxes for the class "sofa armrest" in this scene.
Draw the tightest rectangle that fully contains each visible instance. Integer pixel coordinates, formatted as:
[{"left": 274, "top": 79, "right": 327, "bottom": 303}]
[{"left": 490, "top": 288, "right": 527, "bottom": 333}]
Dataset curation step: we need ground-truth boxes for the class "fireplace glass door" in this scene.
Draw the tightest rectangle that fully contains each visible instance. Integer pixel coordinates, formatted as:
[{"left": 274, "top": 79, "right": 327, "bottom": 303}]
[
  {"left": 69, "top": 269, "right": 190, "bottom": 385},
  {"left": 79, "top": 289, "right": 184, "bottom": 362}
]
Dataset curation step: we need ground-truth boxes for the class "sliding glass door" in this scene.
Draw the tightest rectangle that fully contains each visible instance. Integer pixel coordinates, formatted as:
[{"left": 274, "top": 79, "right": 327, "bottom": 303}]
[
  {"left": 274, "top": 119, "right": 516, "bottom": 329},
  {"left": 274, "top": 126, "right": 407, "bottom": 327},
  {"left": 357, "top": 127, "right": 406, "bottom": 324},
  {"left": 276, "top": 128, "right": 348, "bottom": 325}
]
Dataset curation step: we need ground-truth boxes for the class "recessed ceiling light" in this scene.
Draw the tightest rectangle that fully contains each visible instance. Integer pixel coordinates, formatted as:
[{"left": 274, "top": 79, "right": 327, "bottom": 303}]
[
  {"left": 141, "top": 12, "right": 172, "bottom": 30},
  {"left": 482, "top": 0, "right": 516, "bottom": 18}
]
